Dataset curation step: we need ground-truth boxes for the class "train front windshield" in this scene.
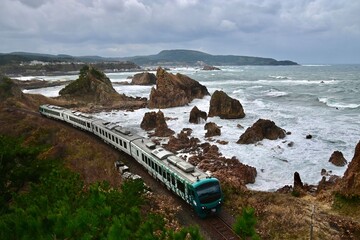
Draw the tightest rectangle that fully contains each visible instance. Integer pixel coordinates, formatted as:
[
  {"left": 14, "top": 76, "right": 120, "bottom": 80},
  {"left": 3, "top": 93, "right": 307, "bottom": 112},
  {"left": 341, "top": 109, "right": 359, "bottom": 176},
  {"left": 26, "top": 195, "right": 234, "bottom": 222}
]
[{"left": 195, "top": 181, "right": 222, "bottom": 204}]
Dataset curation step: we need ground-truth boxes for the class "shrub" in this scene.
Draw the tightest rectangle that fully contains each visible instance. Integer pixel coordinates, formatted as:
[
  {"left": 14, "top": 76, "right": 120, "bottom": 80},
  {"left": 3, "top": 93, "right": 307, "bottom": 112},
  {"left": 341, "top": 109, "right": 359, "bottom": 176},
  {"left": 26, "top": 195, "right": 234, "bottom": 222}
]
[{"left": 233, "top": 206, "right": 260, "bottom": 240}]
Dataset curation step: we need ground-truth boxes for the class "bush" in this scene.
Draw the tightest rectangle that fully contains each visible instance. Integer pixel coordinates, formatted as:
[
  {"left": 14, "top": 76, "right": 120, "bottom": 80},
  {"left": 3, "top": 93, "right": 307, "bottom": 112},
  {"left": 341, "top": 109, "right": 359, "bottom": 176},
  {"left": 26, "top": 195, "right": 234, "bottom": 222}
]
[{"left": 233, "top": 206, "right": 260, "bottom": 240}]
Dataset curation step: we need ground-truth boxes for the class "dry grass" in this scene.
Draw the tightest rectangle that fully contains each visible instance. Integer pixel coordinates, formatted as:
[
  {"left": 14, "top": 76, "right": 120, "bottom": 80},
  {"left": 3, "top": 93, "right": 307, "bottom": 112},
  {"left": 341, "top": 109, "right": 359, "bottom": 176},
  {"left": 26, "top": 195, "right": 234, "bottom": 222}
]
[{"left": 226, "top": 189, "right": 360, "bottom": 240}]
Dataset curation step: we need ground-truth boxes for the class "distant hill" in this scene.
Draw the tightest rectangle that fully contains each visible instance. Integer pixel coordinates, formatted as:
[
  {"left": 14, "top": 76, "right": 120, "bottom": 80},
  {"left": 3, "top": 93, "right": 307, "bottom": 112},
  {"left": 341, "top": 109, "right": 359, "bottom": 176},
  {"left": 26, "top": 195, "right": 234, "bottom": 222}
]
[
  {"left": 0, "top": 50, "right": 298, "bottom": 74},
  {"left": 121, "top": 49, "right": 298, "bottom": 66},
  {"left": 0, "top": 52, "right": 121, "bottom": 66},
  {"left": 0, "top": 53, "right": 140, "bottom": 76}
]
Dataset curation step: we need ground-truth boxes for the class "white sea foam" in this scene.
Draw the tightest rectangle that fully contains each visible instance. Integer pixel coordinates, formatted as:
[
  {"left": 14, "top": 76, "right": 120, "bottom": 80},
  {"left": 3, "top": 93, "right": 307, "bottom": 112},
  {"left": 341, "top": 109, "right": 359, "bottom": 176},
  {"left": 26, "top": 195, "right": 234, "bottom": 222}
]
[{"left": 318, "top": 97, "right": 360, "bottom": 109}]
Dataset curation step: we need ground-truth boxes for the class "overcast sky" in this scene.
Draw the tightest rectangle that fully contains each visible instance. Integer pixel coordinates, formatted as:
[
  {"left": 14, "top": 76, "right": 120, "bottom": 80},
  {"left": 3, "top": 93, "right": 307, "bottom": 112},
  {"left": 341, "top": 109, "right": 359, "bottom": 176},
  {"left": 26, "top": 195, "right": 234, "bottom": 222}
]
[{"left": 1, "top": 0, "right": 360, "bottom": 64}]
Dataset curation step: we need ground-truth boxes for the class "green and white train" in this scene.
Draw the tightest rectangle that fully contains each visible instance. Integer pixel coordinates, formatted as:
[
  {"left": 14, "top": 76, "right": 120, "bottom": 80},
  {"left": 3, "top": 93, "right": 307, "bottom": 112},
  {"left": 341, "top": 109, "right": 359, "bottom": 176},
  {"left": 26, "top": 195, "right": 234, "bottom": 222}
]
[{"left": 39, "top": 104, "right": 223, "bottom": 218}]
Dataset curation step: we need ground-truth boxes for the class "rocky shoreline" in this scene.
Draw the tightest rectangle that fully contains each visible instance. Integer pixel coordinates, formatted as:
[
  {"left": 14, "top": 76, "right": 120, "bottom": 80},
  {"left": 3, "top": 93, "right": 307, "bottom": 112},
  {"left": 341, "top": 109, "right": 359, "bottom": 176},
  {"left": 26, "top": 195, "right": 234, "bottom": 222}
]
[{"left": 1, "top": 65, "right": 359, "bottom": 239}]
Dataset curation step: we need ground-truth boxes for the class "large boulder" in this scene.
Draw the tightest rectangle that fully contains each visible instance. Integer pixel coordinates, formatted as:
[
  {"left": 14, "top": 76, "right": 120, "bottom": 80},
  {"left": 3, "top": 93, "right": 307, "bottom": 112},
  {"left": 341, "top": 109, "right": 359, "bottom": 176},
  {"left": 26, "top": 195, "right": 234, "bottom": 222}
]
[
  {"left": 237, "top": 119, "right": 286, "bottom": 144},
  {"left": 337, "top": 141, "right": 360, "bottom": 197},
  {"left": 189, "top": 106, "right": 207, "bottom": 124},
  {"left": 140, "top": 110, "right": 174, "bottom": 137},
  {"left": 208, "top": 90, "right": 245, "bottom": 119},
  {"left": 204, "top": 122, "right": 221, "bottom": 138},
  {"left": 329, "top": 151, "right": 347, "bottom": 167},
  {"left": 131, "top": 72, "right": 157, "bottom": 85},
  {"left": 148, "top": 67, "right": 209, "bottom": 109}
]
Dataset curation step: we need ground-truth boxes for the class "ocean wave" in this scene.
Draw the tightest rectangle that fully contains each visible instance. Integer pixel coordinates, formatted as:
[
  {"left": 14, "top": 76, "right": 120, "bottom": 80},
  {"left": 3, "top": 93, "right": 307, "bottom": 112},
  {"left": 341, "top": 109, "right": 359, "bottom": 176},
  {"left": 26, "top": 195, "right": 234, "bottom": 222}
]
[
  {"left": 318, "top": 97, "right": 360, "bottom": 109},
  {"left": 265, "top": 90, "right": 288, "bottom": 97},
  {"left": 302, "top": 64, "right": 332, "bottom": 67},
  {"left": 269, "top": 75, "right": 290, "bottom": 80}
]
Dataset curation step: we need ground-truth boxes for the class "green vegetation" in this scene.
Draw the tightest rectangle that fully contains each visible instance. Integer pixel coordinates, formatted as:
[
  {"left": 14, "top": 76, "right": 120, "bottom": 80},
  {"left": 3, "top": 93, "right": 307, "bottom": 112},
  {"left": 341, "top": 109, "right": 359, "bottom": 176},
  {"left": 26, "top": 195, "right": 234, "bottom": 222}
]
[
  {"left": 333, "top": 193, "right": 360, "bottom": 218},
  {"left": 233, "top": 206, "right": 260, "bottom": 240},
  {"left": 0, "top": 76, "right": 14, "bottom": 100},
  {"left": 0, "top": 135, "right": 203, "bottom": 239}
]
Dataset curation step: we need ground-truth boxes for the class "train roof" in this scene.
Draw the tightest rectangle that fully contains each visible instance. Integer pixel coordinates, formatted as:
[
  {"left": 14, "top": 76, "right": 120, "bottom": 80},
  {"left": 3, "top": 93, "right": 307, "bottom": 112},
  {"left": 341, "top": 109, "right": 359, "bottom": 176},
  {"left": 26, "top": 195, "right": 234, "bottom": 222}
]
[
  {"left": 91, "top": 119, "right": 142, "bottom": 142},
  {"left": 131, "top": 138, "right": 209, "bottom": 184}
]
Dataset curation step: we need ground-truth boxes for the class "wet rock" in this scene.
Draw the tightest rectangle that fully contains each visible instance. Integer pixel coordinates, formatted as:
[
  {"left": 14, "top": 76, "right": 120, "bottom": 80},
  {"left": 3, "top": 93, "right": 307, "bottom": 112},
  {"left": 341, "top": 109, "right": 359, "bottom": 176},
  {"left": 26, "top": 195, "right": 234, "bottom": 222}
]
[
  {"left": 202, "top": 65, "right": 221, "bottom": 71},
  {"left": 131, "top": 72, "right": 157, "bottom": 85},
  {"left": 163, "top": 130, "right": 257, "bottom": 189},
  {"left": 329, "top": 151, "right": 347, "bottom": 167},
  {"left": 148, "top": 67, "right": 209, "bottom": 109},
  {"left": 276, "top": 185, "right": 293, "bottom": 194},
  {"left": 294, "top": 171, "right": 304, "bottom": 189},
  {"left": 189, "top": 106, "right": 207, "bottom": 124},
  {"left": 208, "top": 90, "right": 245, "bottom": 119},
  {"left": 140, "top": 110, "right": 174, "bottom": 137},
  {"left": 237, "top": 119, "right": 286, "bottom": 144},
  {"left": 164, "top": 128, "right": 200, "bottom": 153},
  {"left": 204, "top": 122, "right": 221, "bottom": 138}
]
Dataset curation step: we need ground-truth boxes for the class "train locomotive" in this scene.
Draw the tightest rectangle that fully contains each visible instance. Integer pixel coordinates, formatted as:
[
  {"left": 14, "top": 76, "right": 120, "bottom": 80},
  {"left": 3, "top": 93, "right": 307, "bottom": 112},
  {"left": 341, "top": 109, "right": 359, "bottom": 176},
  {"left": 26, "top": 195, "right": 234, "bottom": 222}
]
[{"left": 39, "top": 104, "right": 223, "bottom": 218}]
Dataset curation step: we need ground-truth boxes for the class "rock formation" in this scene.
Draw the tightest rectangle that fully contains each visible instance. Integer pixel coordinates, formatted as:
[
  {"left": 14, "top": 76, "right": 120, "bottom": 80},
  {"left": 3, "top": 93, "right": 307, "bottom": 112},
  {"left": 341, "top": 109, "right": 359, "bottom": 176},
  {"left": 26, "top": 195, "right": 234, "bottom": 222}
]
[
  {"left": 58, "top": 65, "right": 147, "bottom": 110},
  {"left": 189, "top": 143, "right": 257, "bottom": 189},
  {"left": 131, "top": 72, "right": 157, "bottom": 85},
  {"left": 164, "top": 129, "right": 257, "bottom": 189},
  {"left": 148, "top": 67, "right": 210, "bottom": 109},
  {"left": 0, "top": 76, "right": 24, "bottom": 101},
  {"left": 337, "top": 141, "right": 360, "bottom": 197},
  {"left": 59, "top": 65, "right": 117, "bottom": 102},
  {"left": 202, "top": 65, "right": 221, "bottom": 71},
  {"left": 294, "top": 172, "right": 304, "bottom": 189},
  {"left": 237, "top": 119, "right": 286, "bottom": 144},
  {"left": 164, "top": 128, "right": 200, "bottom": 153},
  {"left": 189, "top": 106, "right": 207, "bottom": 124},
  {"left": 208, "top": 90, "right": 245, "bottom": 119},
  {"left": 140, "top": 110, "right": 174, "bottom": 137},
  {"left": 329, "top": 151, "right": 347, "bottom": 167},
  {"left": 204, "top": 122, "right": 221, "bottom": 138}
]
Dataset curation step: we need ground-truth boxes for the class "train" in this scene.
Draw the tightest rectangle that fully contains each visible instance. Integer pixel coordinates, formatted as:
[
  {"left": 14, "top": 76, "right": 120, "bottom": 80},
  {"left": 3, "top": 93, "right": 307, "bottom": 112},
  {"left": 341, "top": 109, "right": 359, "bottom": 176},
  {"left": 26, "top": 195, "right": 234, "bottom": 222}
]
[{"left": 39, "top": 104, "right": 223, "bottom": 218}]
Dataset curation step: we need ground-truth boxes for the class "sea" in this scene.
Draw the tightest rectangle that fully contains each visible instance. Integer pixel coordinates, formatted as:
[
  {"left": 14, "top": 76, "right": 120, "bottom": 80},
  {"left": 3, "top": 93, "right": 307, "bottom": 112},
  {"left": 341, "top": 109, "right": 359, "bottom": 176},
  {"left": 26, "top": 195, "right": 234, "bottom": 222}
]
[{"left": 22, "top": 64, "right": 360, "bottom": 191}]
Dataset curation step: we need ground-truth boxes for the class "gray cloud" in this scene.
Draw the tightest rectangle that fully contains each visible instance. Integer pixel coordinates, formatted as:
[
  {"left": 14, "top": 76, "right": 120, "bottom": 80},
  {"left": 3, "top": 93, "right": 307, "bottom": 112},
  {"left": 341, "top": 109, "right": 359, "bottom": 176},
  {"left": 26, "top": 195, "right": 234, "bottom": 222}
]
[{"left": 1, "top": 0, "right": 359, "bottom": 63}]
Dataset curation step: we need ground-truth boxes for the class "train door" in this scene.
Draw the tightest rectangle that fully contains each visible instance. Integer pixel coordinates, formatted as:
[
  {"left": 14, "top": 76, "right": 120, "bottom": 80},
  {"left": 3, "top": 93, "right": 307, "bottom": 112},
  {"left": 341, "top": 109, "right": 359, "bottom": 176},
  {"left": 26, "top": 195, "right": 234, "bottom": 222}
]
[{"left": 187, "top": 186, "right": 196, "bottom": 206}]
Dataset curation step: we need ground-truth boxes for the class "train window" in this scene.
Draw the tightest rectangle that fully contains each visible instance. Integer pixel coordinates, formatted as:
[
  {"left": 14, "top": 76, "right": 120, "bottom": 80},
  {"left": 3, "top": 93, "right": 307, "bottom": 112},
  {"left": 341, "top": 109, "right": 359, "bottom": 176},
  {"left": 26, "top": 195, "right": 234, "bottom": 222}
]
[
  {"left": 112, "top": 135, "right": 115, "bottom": 141},
  {"left": 119, "top": 140, "right": 123, "bottom": 146},
  {"left": 171, "top": 175, "right": 176, "bottom": 186},
  {"left": 177, "top": 180, "right": 185, "bottom": 193},
  {"left": 124, "top": 142, "right": 127, "bottom": 149},
  {"left": 167, "top": 172, "right": 171, "bottom": 182},
  {"left": 87, "top": 123, "right": 90, "bottom": 128},
  {"left": 163, "top": 169, "right": 166, "bottom": 179},
  {"left": 155, "top": 163, "right": 158, "bottom": 173},
  {"left": 158, "top": 166, "right": 162, "bottom": 175},
  {"left": 115, "top": 137, "right": 118, "bottom": 144},
  {"left": 136, "top": 150, "right": 139, "bottom": 156},
  {"left": 105, "top": 132, "right": 108, "bottom": 138}
]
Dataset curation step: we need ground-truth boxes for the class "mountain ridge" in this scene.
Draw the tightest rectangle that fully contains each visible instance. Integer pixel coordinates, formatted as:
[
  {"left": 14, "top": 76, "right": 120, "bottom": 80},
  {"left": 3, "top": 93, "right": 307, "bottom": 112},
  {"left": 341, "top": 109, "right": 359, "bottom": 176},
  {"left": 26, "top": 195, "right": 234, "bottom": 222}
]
[{"left": 0, "top": 49, "right": 298, "bottom": 67}]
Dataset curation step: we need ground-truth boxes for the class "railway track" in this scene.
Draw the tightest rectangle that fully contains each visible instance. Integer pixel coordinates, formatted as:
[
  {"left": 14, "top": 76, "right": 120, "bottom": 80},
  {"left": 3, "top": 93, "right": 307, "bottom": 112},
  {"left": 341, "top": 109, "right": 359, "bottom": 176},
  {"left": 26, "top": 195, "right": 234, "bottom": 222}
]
[{"left": 203, "top": 215, "right": 240, "bottom": 240}]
